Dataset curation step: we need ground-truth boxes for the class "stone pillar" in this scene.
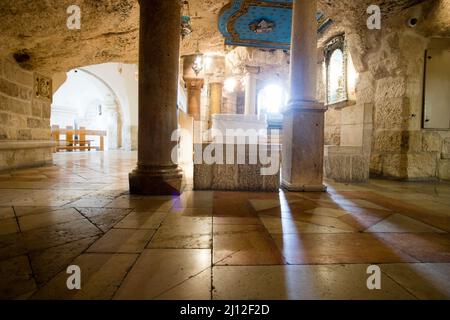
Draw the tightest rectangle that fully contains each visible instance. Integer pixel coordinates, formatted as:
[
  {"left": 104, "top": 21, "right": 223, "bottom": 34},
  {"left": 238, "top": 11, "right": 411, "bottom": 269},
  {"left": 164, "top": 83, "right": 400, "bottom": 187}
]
[
  {"left": 210, "top": 82, "right": 223, "bottom": 115},
  {"left": 182, "top": 54, "right": 205, "bottom": 121},
  {"left": 129, "top": 0, "right": 183, "bottom": 195},
  {"left": 244, "top": 67, "right": 259, "bottom": 115},
  {"left": 204, "top": 55, "right": 225, "bottom": 128},
  {"left": 282, "top": 0, "right": 327, "bottom": 192},
  {"left": 185, "top": 79, "right": 204, "bottom": 121}
]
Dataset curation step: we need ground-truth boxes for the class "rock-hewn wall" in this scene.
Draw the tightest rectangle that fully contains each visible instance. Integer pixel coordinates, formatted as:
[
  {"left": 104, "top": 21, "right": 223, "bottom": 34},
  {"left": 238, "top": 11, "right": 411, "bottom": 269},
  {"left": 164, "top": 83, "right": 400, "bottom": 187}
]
[
  {"left": 322, "top": 0, "right": 450, "bottom": 182},
  {"left": 367, "top": 27, "right": 449, "bottom": 180},
  {"left": 0, "top": 57, "right": 54, "bottom": 171}
]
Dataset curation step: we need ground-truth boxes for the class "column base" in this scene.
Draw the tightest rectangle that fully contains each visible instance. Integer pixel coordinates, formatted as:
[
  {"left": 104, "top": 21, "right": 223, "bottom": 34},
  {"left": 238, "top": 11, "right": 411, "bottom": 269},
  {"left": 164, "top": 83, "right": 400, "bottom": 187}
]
[
  {"left": 281, "top": 180, "right": 327, "bottom": 192},
  {"left": 129, "top": 166, "right": 183, "bottom": 195}
]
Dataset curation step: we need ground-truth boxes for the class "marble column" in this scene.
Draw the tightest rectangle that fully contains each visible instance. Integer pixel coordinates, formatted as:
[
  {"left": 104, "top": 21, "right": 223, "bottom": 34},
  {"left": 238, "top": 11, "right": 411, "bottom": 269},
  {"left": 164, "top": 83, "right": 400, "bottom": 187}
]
[
  {"left": 244, "top": 67, "right": 259, "bottom": 115},
  {"left": 185, "top": 78, "right": 204, "bottom": 121},
  {"left": 209, "top": 82, "right": 223, "bottom": 115},
  {"left": 129, "top": 0, "right": 183, "bottom": 195},
  {"left": 182, "top": 54, "right": 205, "bottom": 121},
  {"left": 282, "top": 0, "right": 327, "bottom": 192}
]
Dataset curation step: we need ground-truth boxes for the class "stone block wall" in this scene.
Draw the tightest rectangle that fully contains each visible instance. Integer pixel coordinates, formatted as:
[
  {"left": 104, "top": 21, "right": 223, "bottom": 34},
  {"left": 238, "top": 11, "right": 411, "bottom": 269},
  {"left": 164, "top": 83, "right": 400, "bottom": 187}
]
[
  {"left": 193, "top": 143, "right": 281, "bottom": 191},
  {"left": 321, "top": 53, "right": 374, "bottom": 183},
  {"left": 324, "top": 146, "right": 369, "bottom": 182},
  {"left": 322, "top": 1, "right": 450, "bottom": 182},
  {"left": 324, "top": 108, "right": 341, "bottom": 146},
  {"left": 222, "top": 91, "right": 237, "bottom": 114},
  {"left": 0, "top": 57, "right": 54, "bottom": 171},
  {"left": 368, "top": 32, "right": 449, "bottom": 181}
]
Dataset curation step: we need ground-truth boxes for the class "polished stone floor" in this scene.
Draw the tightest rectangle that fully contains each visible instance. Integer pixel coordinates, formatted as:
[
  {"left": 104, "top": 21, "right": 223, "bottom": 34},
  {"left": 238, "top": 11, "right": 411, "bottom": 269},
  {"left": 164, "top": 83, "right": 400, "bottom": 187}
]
[{"left": 1, "top": 151, "right": 450, "bottom": 300}]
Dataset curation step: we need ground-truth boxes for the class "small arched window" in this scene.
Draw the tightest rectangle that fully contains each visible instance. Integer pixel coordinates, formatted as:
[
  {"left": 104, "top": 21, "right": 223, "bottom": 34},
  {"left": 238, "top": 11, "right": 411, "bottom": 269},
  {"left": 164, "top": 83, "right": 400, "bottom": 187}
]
[{"left": 324, "top": 35, "right": 348, "bottom": 105}]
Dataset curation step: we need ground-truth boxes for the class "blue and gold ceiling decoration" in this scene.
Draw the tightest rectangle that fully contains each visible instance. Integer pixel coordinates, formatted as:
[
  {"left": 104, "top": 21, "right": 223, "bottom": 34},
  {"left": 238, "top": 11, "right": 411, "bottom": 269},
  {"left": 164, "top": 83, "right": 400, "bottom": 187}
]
[{"left": 219, "top": 0, "right": 332, "bottom": 50}]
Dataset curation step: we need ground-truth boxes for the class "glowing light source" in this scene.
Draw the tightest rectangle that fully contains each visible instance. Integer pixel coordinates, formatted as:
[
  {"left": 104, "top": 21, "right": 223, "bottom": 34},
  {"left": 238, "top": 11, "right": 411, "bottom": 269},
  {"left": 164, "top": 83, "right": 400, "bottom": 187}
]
[
  {"left": 347, "top": 53, "right": 358, "bottom": 100},
  {"left": 191, "top": 41, "right": 203, "bottom": 76},
  {"left": 328, "top": 49, "right": 345, "bottom": 103},
  {"left": 224, "top": 77, "right": 237, "bottom": 93},
  {"left": 204, "top": 55, "right": 213, "bottom": 71},
  {"left": 258, "top": 84, "right": 286, "bottom": 114}
]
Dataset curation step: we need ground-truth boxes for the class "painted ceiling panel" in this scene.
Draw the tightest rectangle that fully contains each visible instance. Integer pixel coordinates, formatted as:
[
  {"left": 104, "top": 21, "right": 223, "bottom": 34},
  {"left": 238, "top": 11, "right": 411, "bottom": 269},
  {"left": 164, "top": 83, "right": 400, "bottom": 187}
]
[{"left": 219, "top": 0, "right": 332, "bottom": 50}]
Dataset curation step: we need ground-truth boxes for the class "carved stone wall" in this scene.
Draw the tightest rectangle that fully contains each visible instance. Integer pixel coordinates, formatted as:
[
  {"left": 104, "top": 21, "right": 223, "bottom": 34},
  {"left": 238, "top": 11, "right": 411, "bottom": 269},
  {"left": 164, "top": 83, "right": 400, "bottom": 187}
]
[
  {"left": 322, "top": 0, "right": 450, "bottom": 181},
  {"left": 0, "top": 57, "right": 54, "bottom": 171}
]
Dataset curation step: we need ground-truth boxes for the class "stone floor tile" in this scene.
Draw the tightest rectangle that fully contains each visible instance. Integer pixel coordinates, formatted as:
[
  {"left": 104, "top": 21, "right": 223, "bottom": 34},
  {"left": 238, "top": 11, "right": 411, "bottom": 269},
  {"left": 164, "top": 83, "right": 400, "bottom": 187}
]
[
  {"left": 77, "top": 208, "right": 131, "bottom": 232},
  {"left": 304, "top": 207, "right": 351, "bottom": 218},
  {"left": 0, "top": 232, "right": 27, "bottom": 261},
  {"left": 163, "top": 212, "right": 212, "bottom": 225},
  {"left": 273, "top": 233, "right": 418, "bottom": 264},
  {"left": 68, "top": 197, "right": 113, "bottom": 208},
  {"left": 115, "top": 211, "right": 166, "bottom": 229},
  {"left": 260, "top": 216, "right": 353, "bottom": 234},
  {"left": 377, "top": 233, "right": 450, "bottom": 262},
  {"left": 314, "top": 197, "right": 382, "bottom": 211},
  {"left": 365, "top": 214, "right": 446, "bottom": 233},
  {"left": 148, "top": 220, "right": 212, "bottom": 249},
  {"left": 270, "top": 212, "right": 358, "bottom": 232},
  {"left": 22, "top": 219, "right": 101, "bottom": 252},
  {"left": 0, "top": 255, "right": 36, "bottom": 299},
  {"left": 169, "top": 207, "right": 213, "bottom": 217},
  {"left": 156, "top": 268, "right": 211, "bottom": 300},
  {"left": 213, "top": 264, "right": 415, "bottom": 300},
  {"left": 114, "top": 249, "right": 211, "bottom": 300},
  {"left": 0, "top": 189, "right": 90, "bottom": 207},
  {"left": 173, "top": 191, "right": 214, "bottom": 208},
  {"left": 213, "top": 198, "right": 256, "bottom": 217},
  {"left": 133, "top": 198, "right": 177, "bottom": 212},
  {"left": 213, "top": 216, "right": 262, "bottom": 225},
  {"left": 338, "top": 209, "right": 392, "bottom": 231},
  {"left": 0, "top": 207, "right": 15, "bottom": 219},
  {"left": 381, "top": 263, "right": 450, "bottom": 299},
  {"left": 103, "top": 195, "right": 144, "bottom": 209},
  {"left": 13, "top": 206, "right": 60, "bottom": 217},
  {"left": 18, "top": 208, "right": 85, "bottom": 232},
  {"left": 0, "top": 218, "right": 20, "bottom": 235},
  {"left": 32, "top": 253, "right": 138, "bottom": 300},
  {"left": 213, "top": 224, "right": 284, "bottom": 265},
  {"left": 29, "top": 236, "right": 99, "bottom": 285},
  {"left": 248, "top": 199, "right": 285, "bottom": 212},
  {"left": 87, "top": 229, "right": 155, "bottom": 253}
]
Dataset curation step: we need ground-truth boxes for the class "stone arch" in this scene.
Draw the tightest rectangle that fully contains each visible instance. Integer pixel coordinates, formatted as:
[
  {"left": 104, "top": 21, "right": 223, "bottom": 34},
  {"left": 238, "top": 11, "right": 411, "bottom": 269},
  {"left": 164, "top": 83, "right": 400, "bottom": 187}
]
[
  {"left": 52, "top": 67, "right": 125, "bottom": 150},
  {"left": 76, "top": 68, "right": 123, "bottom": 150}
]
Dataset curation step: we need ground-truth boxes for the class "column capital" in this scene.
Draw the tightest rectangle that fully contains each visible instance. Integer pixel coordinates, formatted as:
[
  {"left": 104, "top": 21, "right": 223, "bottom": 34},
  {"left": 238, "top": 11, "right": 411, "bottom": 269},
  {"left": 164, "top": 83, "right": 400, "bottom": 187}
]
[
  {"left": 285, "top": 99, "right": 327, "bottom": 113},
  {"left": 207, "top": 76, "right": 225, "bottom": 84},
  {"left": 184, "top": 78, "right": 204, "bottom": 90},
  {"left": 244, "top": 65, "right": 261, "bottom": 75}
]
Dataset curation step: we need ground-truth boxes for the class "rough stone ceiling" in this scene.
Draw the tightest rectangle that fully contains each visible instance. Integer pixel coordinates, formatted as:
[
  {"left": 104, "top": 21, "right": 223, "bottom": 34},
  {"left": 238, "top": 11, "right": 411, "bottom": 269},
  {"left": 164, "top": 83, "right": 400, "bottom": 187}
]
[{"left": 0, "top": 0, "right": 439, "bottom": 74}]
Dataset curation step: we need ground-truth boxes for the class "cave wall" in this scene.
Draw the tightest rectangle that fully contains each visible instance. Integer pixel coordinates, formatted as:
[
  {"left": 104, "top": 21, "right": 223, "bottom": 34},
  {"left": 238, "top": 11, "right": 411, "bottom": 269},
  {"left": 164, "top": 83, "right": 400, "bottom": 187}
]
[
  {"left": 0, "top": 57, "right": 54, "bottom": 171},
  {"left": 366, "top": 28, "right": 450, "bottom": 181},
  {"left": 322, "top": 0, "right": 450, "bottom": 182}
]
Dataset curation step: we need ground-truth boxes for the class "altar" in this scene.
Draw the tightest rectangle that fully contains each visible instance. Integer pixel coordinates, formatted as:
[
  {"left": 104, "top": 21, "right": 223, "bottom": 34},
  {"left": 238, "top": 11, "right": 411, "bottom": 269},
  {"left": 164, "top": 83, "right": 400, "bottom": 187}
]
[{"left": 193, "top": 114, "right": 281, "bottom": 192}]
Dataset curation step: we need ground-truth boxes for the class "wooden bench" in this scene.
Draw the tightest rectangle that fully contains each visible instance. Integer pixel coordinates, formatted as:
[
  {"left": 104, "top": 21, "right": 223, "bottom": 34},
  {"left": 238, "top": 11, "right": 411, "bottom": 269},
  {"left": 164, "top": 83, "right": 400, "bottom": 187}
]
[
  {"left": 52, "top": 126, "right": 107, "bottom": 152},
  {"left": 56, "top": 139, "right": 99, "bottom": 152}
]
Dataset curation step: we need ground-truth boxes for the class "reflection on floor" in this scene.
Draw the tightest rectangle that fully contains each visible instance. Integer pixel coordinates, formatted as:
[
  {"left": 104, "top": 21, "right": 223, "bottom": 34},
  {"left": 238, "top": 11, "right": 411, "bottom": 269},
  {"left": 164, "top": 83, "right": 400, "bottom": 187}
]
[{"left": 1, "top": 151, "right": 450, "bottom": 300}]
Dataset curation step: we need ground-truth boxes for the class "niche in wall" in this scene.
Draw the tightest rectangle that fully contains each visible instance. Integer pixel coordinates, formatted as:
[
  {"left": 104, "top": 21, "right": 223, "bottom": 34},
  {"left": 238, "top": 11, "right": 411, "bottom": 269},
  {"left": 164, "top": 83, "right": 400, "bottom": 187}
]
[
  {"left": 323, "top": 35, "right": 357, "bottom": 107},
  {"left": 325, "top": 35, "right": 347, "bottom": 105}
]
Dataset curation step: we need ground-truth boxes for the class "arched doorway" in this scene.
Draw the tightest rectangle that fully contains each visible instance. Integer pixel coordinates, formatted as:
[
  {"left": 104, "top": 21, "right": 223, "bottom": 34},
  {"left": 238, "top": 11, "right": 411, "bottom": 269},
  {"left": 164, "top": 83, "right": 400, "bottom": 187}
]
[{"left": 52, "top": 68, "right": 123, "bottom": 151}]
